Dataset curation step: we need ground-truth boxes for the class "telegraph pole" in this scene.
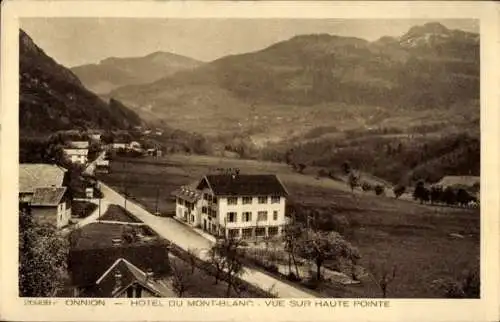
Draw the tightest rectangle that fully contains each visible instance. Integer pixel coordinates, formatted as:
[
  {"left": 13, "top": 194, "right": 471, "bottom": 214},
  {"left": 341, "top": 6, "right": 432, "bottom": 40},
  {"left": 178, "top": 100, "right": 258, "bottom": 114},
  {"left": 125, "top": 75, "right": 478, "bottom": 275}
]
[
  {"left": 98, "top": 183, "right": 101, "bottom": 221},
  {"left": 155, "top": 185, "right": 160, "bottom": 215},
  {"left": 123, "top": 161, "right": 127, "bottom": 211}
]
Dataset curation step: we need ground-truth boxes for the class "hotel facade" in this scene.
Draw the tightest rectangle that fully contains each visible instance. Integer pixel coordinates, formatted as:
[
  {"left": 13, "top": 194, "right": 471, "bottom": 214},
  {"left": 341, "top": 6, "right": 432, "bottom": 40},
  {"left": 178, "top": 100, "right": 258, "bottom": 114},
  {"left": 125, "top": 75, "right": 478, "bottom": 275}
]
[{"left": 173, "top": 174, "right": 289, "bottom": 239}]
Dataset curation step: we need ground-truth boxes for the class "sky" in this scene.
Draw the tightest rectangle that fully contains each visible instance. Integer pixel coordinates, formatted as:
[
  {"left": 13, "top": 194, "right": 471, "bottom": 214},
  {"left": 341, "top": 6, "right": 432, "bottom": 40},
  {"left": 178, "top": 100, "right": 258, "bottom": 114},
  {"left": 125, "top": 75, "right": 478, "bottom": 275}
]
[{"left": 20, "top": 18, "right": 478, "bottom": 67}]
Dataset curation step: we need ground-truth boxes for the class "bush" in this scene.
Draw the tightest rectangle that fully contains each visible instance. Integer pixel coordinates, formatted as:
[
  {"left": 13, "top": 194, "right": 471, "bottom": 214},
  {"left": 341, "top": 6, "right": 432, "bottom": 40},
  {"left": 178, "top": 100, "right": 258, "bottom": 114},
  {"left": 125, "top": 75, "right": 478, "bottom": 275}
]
[
  {"left": 393, "top": 185, "right": 406, "bottom": 198},
  {"left": 362, "top": 182, "right": 373, "bottom": 191},
  {"left": 317, "top": 169, "right": 328, "bottom": 178},
  {"left": 374, "top": 184, "right": 385, "bottom": 196},
  {"left": 287, "top": 272, "right": 301, "bottom": 282}
]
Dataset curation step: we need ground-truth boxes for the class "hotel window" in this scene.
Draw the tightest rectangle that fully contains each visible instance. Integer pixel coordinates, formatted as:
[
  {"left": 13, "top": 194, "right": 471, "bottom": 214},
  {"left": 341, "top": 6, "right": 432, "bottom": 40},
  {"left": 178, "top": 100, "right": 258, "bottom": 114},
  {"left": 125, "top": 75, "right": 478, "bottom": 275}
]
[
  {"left": 255, "top": 227, "right": 266, "bottom": 237},
  {"left": 203, "top": 194, "right": 208, "bottom": 201},
  {"left": 229, "top": 229, "right": 240, "bottom": 239},
  {"left": 273, "top": 211, "right": 278, "bottom": 221},
  {"left": 202, "top": 206, "right": 207, "bottom": 214},
  {"left": 258, "top": 196, "right": 268, "bottom": 204},
  {"left": 227, "top": 212, "right": 237, "bottom": 223},
  {"left": 257, "top": 211, "right": 268, "bottom": 221},
  {"left": 212, "top": 197, "right": 218, "bottom": 204},
  {"left": 268, "top": 227, "right": 279, "bottom": 236},
  {"left": 242, "top": 228, "right": 253, "bottom": 238},
  {"left": 271, "top": 196, "right": 280, "bottom": 204},
  {"left": 227, "top": 197, "right": 238, "bottom": 205},
  {"left": 242, "top": 212, "right": 252, "bottom": 222},
  {"left": 242, "top": 197, "right": 253, "bottom": 205}
]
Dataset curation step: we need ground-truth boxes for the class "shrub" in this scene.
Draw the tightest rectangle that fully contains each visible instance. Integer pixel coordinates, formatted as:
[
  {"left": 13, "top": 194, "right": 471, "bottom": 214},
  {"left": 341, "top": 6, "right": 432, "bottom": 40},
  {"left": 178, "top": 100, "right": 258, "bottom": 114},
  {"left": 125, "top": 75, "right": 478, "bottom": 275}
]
[
  {"left": 362, "top": 182, "right": 373, "bottom": 191},
  {"left": 393, "top": 185, "right": 406, "bottom": 198},
  {"left": 287, "top": 272, "right": 301, "bottom": 282},
  {"left": 374, "top": 185, "right": 385, "bottom": 196}
]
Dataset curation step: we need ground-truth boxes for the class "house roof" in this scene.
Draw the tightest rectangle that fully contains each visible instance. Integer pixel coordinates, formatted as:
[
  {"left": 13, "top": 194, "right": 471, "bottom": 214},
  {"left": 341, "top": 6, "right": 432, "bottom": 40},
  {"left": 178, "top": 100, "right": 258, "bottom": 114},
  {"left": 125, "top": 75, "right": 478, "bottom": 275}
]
[
  {"left": 69, "top": 141, "right": 90, "bottom": 149},
  {"left": 199, "top": 174, "right": 288, "bottom": 196},
  {"left": 31, "top": 187, "right": 67, "bottom": 206},
  {"left": 69, "top": 227, "right": 170, "bottom": 287},
  {"left": 436, "top": 176, "right": 480, "bottom": 188},
  {"left": 63, "top": 148, "right": 88, "bottom": 156},
  {"left": 171, "top": 185, "right": 202, "bottom": 203},
  {"left": 94, "top": 258, "right": 176, "bottom": 298},
  {"left": 70, "top": 222, "right": 156, "bottom": 250},
  {"left": 19, "top": 163, "right": 67, "bottom": 193}
]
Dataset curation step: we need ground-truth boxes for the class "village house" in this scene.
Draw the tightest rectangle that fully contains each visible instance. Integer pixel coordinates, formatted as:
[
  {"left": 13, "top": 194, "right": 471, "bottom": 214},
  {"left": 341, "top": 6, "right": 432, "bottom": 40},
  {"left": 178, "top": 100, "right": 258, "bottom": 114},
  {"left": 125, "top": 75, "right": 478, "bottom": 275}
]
[
  {"left": 112, "top": 142, "right": 129, "bottom": 150},
  {"left": 89, "top": 133, "right": 102, "bottom": 142},
  {"left": 146, "top": 148, "right": 162, "bottom": 157},
  {"left": 63, "top": 148, "right": 89, "bottom": 164},
  {"left": 68, "top": 222, "right": 173, "bottom": 297},
  {"left": 95, "top": 159, "right": 110, "bottom": 174},
  {"left": 19, "top": 163, "right": 72, "bottom": 228},
  {"left": 69, "top": 141, "right": 90, "bottom": 149},
  {"left": 129, "top": 141, "right": 142, "bottom": 150},
  {"left": 93, "top": 258, "right": 175, "bottom": 298},
  {"left": 172, "top": 174, "right": 289, "bottom": 239}
]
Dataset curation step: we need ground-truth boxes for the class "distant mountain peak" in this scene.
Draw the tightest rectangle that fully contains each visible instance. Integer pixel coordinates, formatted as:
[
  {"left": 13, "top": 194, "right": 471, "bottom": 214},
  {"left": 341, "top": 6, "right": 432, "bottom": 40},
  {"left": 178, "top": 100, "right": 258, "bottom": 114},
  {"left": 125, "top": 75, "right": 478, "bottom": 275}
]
[
  {"left": 399, "top": 21, "right": 476, "bottom": 49},
  {"left": 71, "top": 50, "right": 203, "bottom": 95}
]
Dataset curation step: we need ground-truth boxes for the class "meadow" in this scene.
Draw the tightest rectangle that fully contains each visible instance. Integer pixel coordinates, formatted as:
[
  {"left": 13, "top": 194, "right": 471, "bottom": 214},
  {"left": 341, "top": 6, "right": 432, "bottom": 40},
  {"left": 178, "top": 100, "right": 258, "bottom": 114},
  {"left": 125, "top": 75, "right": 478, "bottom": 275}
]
[{"left": 97, "top": 154, "right": 479, "bottom": 298}]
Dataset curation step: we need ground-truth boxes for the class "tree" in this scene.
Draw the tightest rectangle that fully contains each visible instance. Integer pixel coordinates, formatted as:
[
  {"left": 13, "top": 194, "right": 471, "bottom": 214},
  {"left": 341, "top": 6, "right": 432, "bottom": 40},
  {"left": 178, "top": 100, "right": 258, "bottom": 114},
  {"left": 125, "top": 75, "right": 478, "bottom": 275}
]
[
  {"left": 413, "top": 181, "right": 429, "bottom": 204},
  {"left": 368, "top": 262, "right": 397, "bottom": 298},
  {"left": 208, "top": 245, "right": 225, "bottom": 285},
  {"left": 374, "top": 185, "right": 385, "bottom": 196},
  {"left": 348, "top": 172, "right": 359, "bottom": 192},
  {"left": 393, "top": 185, "right": 406, "bottom": 199},
  {"left": 431, "top": 266, "right": 479, "bottom": 298},
  {"left": 430, "top": 186, "right": 443, "bottom": 204},
  {"left": 421, "top": 187, "right": 430, "bottom": 203},
  {"left": 169, "top": 258, "right": 193, "bottom": 297},
  {"left": 101, "top": 131, "right": 114, "bottom": 145},
  {"left": 186, "top": 248, "right": 198, "bottom": 274},
  {"left": 209, "top": 237, "right": 245, "bottom": 296},
  {"left": 456, "top": 188, "right": 472, "bottom": 207},
  {"left": 413, "top": 181, "right": 425, "bottom": 201},
  {"left": 442, "top": 186, "right": 457, "bottom": 206},
  {"left": 283, "top": 216, "right": 303, "bottom": 278},
  {"left": 341, "top": 161, "right": 351, "bottom": 175},
  {"left": 297, "top": 230, "right": 360, "bottom": 281},
  {"left": 19, "top": 203, "right": 69, "bottom": 297}
]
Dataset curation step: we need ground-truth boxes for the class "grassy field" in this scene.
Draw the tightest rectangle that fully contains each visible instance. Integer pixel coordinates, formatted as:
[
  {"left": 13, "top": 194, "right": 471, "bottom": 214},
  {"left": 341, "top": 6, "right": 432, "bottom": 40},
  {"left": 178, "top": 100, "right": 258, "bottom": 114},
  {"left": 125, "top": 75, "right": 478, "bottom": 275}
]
[
  {"left": 97, "top": 154, "right": 480, "bottom": 298},
  {"left": 99, "top": 204, "right": 143, "bottom": 223},
  {"left": 72, "top": 201, "right": 98, "bottom": 219}
]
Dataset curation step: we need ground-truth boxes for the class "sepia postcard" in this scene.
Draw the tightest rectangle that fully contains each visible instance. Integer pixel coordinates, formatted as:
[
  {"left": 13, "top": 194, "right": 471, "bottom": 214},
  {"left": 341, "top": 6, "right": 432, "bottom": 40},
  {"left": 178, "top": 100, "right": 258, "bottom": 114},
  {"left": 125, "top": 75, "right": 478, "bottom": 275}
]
[{"left": 1, "top": 1, "right": 499, "bottom": 321}]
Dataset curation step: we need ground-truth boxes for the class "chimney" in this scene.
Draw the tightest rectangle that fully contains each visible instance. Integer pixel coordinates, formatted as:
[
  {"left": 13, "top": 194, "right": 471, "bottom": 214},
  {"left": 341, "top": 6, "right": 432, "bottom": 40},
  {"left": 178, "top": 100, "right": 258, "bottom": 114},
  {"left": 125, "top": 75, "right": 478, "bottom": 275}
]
[
  {"left": 145, "top": 269, "right": 154, "bottom": 283},
  {"left": 114, "top": 271, "right": 123, "bottom": 289}
]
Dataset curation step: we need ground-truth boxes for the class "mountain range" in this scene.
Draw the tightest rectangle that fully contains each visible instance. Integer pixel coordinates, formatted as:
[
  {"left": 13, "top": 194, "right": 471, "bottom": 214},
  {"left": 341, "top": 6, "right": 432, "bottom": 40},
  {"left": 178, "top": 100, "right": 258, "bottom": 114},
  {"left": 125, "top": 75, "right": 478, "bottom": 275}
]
[
  {"left": 19, "top": 30, "right": 143, "bottom": 135},
  {"left": 103, "top": 22, "right": 479, "bottom": 141},
  {"left": 71, "top": 52, "right": 202, "bottom": 95},
  {"left": 18, "top": 22, "right": 480, "bottom": 184}
]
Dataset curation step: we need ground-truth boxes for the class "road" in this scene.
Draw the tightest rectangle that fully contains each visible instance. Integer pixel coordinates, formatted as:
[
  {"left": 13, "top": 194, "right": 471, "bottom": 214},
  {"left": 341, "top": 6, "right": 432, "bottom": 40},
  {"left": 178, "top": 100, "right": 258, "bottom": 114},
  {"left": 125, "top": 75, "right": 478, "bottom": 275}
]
[
  {"left": 98, "top": 181, "right": 316, "bottom": 298},
  {"left": 80, "top": 149, "right": 316, "bottom": 297}
]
